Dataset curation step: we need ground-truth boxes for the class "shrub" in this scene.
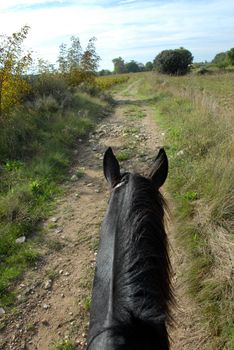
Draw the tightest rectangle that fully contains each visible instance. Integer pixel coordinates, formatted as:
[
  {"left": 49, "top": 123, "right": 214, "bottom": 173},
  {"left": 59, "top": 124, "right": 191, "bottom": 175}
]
[
  {"left": 154, "top": 48, "right": 193, "bottom": 75},
  {"left": 29, "top": 74, "right": 70, "bottom": 104},
  {"left": 34, "top": 95, "right": 59, "bottom": 114}
]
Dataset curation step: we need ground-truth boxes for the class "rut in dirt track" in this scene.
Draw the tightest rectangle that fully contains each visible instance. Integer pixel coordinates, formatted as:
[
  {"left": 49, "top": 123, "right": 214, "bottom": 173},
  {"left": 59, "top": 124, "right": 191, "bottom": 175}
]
[{"left": 0, "top": 91, "right": 198, "bottom": 350}]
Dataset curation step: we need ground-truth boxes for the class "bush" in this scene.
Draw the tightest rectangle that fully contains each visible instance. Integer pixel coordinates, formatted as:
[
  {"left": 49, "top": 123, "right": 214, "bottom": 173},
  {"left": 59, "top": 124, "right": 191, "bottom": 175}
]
[
  {"left": 195, "top": 67, "right": 211, "bottom": 75},
  {"left": 34, "top": 95, "right": 59, "bottom": 113},
  {"left": 154, "top": 48, "right": 193, "bottom": 75},
  {"left": 29, "top": 74, "right": 70, "bottom": 104}
]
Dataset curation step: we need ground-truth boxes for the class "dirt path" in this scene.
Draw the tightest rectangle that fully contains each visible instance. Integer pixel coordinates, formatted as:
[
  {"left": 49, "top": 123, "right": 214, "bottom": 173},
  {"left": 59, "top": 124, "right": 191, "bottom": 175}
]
[{"left": 0, "top": 86, "right": 195, "bottom": 350}]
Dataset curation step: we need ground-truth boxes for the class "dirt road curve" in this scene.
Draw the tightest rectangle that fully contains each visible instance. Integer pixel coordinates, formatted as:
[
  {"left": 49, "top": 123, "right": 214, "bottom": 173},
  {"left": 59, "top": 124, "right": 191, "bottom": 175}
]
[{"left": 0, "top": 88, "right": 198, "bottom": 349}]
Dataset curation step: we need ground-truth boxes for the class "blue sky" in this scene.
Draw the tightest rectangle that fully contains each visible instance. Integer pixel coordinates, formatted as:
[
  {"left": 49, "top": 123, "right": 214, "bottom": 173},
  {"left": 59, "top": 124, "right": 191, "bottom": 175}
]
[{"left": 0, "top": 0, "right": 233, "bottom": 70}]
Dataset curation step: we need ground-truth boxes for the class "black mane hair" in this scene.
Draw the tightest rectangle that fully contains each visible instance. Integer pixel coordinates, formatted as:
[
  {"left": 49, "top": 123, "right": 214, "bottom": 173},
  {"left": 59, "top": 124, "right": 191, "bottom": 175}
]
[{"left": 109, "top": 173, "right": 173, "bottom": 349}]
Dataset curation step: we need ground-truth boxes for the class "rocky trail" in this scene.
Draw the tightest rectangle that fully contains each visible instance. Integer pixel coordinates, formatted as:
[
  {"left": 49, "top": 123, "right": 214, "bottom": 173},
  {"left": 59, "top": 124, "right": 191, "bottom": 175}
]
[{"left": 0, "top": 85, "right": 197, "bottom": 349}]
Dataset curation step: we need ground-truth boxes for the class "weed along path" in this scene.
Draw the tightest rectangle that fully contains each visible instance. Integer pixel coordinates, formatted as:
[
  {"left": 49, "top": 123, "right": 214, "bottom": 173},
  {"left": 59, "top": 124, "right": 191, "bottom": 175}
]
[{"left": 1, "top": 86, "right": 195, "bottom": 350}]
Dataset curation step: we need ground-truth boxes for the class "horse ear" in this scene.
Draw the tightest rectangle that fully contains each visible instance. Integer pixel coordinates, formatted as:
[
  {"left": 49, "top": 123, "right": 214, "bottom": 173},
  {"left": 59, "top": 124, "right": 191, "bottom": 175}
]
[
  {"left": 149, "top": 148, "right": 168, "bottom": 188},
  {"left": 103, "top": 147, "right": 121, "bottom": 187}
]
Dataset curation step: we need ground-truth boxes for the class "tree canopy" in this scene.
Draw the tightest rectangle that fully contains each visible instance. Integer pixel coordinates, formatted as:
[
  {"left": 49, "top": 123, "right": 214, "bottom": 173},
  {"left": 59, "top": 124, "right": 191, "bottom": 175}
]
[
  {"left": 0, "top": 25, "right": 32, "bottom": 118},
  {"left": 154, "top": 48, "right": 193, "bottom": 75},
  {"left": 57, "top": 36, "right": 100, "bottom": 86}
]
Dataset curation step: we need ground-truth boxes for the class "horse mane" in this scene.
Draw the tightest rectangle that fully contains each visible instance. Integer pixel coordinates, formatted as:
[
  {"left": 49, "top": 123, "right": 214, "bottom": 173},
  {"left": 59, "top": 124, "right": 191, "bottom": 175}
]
[{"left": 110, "top": 173, "right": 173, "bottom": 348}]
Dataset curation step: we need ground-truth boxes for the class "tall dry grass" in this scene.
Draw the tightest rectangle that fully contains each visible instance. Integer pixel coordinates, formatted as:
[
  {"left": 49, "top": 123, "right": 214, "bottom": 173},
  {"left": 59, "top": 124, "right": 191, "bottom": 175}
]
[{"left": 137, "top": 72, "right": 234, "bottom": 349}]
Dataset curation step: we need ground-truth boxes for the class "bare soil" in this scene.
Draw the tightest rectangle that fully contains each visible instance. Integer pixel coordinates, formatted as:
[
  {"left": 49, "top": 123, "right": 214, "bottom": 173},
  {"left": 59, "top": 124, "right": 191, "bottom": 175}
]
[{"left": 0, "top": 87, "right": 197, "bottom": 350}]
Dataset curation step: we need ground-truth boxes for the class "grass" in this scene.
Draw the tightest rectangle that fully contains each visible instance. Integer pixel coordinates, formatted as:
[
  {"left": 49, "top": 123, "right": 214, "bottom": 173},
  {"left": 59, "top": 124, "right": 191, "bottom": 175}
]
[
  {"left": 116, "top": 150, "right": 132, "bottom": 161},
  {"left": 123, "top": 104, "right": 146, "bottom": 120},
  {"left": 0, "top": 90, "right": 108, "bottom": 309},
  {"left": 52, "top": 340, "right": 76, "bottom": 350},
  {"left": 135, "top": 71, "right": 234, "bottom": 349},
  {"left": 95, "top": 74, "right": 129, "bottom": 90}
]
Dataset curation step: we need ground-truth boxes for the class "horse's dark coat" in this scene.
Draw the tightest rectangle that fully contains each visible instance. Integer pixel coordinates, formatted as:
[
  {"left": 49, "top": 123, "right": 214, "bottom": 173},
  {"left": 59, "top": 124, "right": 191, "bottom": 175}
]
[{"left": 87, "top": 148, "right": 172, "bottom": 350}]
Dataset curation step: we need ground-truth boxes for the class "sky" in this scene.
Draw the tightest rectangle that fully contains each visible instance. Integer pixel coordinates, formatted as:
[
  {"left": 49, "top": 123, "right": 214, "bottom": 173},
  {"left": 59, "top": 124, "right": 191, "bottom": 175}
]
[{"left": 0, "top": 0, "right": 234, "bottom": 70}]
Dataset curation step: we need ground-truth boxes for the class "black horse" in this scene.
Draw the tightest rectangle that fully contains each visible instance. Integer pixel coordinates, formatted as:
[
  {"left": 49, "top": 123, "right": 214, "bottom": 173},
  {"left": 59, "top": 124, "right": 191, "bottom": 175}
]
[{"left": 87, "top": 147, "right": 173, "bottom": 350}]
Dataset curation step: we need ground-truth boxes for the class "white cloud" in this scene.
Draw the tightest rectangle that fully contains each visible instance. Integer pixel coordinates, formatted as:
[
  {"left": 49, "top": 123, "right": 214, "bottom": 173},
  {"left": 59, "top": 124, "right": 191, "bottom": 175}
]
[{"left": 0, "top": 0, "right": 233, "bottom": 70}]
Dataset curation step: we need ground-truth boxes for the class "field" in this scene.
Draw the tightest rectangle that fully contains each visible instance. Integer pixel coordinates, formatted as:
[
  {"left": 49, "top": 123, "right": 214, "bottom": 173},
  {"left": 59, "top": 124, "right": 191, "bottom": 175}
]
[
  {"left": 0, "top": 71, "right": 233, "bottom": 349},
  {"left": 135, "top": 71, "right": 234, "bottom": 349},
  {"left": 95, "top": 74, "right": 130, "bottom": 89}
]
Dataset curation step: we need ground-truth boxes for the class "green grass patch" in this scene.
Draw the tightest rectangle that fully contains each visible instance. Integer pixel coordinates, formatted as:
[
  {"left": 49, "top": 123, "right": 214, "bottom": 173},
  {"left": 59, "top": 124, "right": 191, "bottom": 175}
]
[
  {"left": 52, "top": 340, "right": 76, "bottom": 350},
  {"left": 0, "top": 91, "right": 108, "bottom": 308},
  {"left": 123, "top": 104, "right": 146, "bottom": 120},
  {"left": 116, "top": 150, "right": 132, "bottom": 161}
]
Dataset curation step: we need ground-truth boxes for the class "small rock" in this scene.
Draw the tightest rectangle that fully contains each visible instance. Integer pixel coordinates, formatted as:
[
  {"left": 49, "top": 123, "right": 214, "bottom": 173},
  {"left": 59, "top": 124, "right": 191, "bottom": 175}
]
[
  {"left": 24, "top": 287, "right": 34, "bottom": 295},
  {"left": 41, "top": 319, "right": 49, "bottom": 326},
  {"left": 61, "top": 293, "right": 65, "bottom": 298},
  {"left": 55, "top": 228, "right": 63, "bottom": 234},
  {"left": 177, "top": 150, "right": 184, "bottom": 156},
  {"left": 92, "top": 146, "right": 97, "bottom": 151},
  {"left": 95, "top": 189, "right": 100, "bottom": 193},
  {"left": 87, "top": 183, "right": 93, "bottom": 187},
  {"left": 0, "top": 307, "right": 6, "bottom": 315},
  {"left": 75, "top": 193, "right": 79, "bottom": 198},
  {"left": 161, "top": 132, "right": 165, "bottom": 136},
  {"left": 44, "top": 279, "right": 52, "bottom": 290},
  {"left": 51, "top": 217, "right": 59, "bottom": 223},
  {"left": 16, "top": 236, "right": 26, "bottom": 244},
  {"left": 64, "top": 272, "right": 70, "bottom": 276},
  {"left": 59, "top": 270, "right": 64, "bottom": 275},
  {"left": 70, "top": 174, "right": 78, "bottom": 182},
  {"left": 69, "top": 311, "right": 73, "bottom": 316},
  {"left": 43, "top": 304, "right": 50, "bottom": 309}
]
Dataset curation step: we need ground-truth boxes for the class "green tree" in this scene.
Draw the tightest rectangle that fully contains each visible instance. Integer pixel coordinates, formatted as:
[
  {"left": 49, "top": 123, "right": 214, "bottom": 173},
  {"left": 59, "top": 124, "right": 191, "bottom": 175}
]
[
  {"left": 125, "top": 60, "right": 141, "bottom": 73},
  {"left": 80, "top": 37, "right": 100, "bottom": 73},
  {"left": 145, "top": 61, "right": 153, "bottom": 71},
  {"left": 212, "top": 52, "right": 229, "bottom": 68},
  {"left": 154, "top": 48, "right": 193, "bottom": 75},
  {"left": 99, "top": 69, "right": 112, "bottom": 76},
  {"left": 0, "top": 25, "right": 32, "bottom": 118},
  {"left": 57, "top": 36, "right": 100, "bottom": 87},
  {"left": 67, "top": 36, "right": 82, "bottom": 71},
  {"left": 37, "top": 58, "right": 55, "bottom": 74},
  {"left": 112, "top": 57, "right": 126, "bottom": 74},
  {"left": 57, "top": 43, "right": 68, "bottom": 74},
  {"left": 227, "top": 48, "right": 234, "bottom": 65}
]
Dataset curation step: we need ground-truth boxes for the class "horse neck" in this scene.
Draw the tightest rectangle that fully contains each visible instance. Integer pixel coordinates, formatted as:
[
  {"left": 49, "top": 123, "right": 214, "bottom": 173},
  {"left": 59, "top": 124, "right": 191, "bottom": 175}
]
[{"left": 109, "top": 184, "right": 172, "bottom": 349}]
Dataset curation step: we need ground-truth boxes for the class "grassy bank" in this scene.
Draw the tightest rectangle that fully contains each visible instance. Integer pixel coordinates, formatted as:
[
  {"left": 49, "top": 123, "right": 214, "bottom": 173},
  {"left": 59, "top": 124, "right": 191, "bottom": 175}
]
[
  {"left": 137, "top": 72, "right": 233, "bottom": 349},
  {"left": 0, "top": 89, "right": 109, "bottom": 309}
]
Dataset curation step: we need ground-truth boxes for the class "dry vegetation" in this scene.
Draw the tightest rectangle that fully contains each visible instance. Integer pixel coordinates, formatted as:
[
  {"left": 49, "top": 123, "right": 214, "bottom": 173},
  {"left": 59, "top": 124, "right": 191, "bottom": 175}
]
[
  {"left": 136, "top": 71, "right": 234, "bottom": 349},
  {"left": 95, "top": 74, "right": 130, "bottom": 90}
]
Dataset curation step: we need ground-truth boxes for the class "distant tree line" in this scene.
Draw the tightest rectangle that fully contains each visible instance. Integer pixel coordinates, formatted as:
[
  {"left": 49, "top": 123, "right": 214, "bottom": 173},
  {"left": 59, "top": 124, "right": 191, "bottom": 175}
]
[
  {"left": 109, "top": 57, "right": 153, "bottom": 75},
  {"left": 211, "top": 48, "right": 234, "bottom": 68},
  {"left": 109, "top": 49, "right": 193, "bottom": 76},
  {"left": 105, "top": 46, "right": 234, "bottom": 77}
]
